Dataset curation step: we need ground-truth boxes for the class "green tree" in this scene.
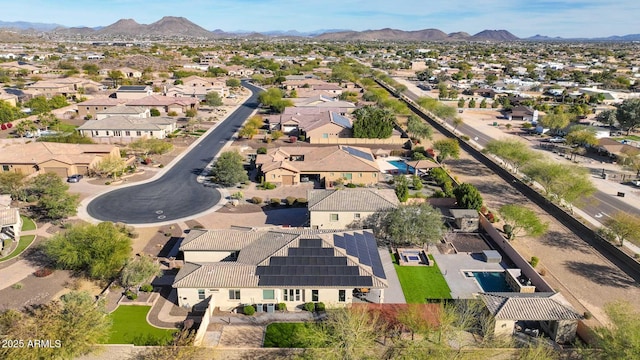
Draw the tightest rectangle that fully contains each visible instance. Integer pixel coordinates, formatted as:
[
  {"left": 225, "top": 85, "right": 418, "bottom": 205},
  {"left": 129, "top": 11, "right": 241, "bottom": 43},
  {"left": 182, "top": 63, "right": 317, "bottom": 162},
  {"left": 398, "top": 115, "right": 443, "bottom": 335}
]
[
  {"left": 38, "top": 112, "right": 59, "bottom": 131},
  {"left": 407, "top": 115, "right": 433, "bottom": 141},
  {"left": 108, "top": 70, "right": 125, "bottom": 87},
  {"left": 483, "top": 139, "right": 540, "bottom": 173},
  {"left": 207, "top": 66, "right": 228, "bottom": 76},
  {"left": 352, "top": 106, "right": 395, "bottom": 139},
  {"left": 92, "top": 154, "right": 127, "bottom": 180},
  {"left": 120, "top": 255, "right": 161, "bottom": 290},
  {"left": 380, "top": 202, "right": 445, "bottom": 249},
  {"left": 82, "top": 63, "right": 100, "bottom": 75},
  {"left": 44, "top": 222, "right": 132, "bottom": 280},
  {"left": 522, "top": 161, "right": 596, "bottom": 209},
  {"left": 616, "top": 98, "right": 640, "bottom": 135},
  {"left": 0, "top": 172, "right": 27, "bottom": 201},
  {"left": 226, "top": 78, "right": 241, "bottom": 88},
  {"left": 596, "top": 109, "right": 617, "bottom": 127},
  {"left": 468, "top": 98, "right": 477, "bottom": 108},
  {"left": 149, "top": 108, "right": 161, "bottom": 116},
  {"left": 48, "top": 95, "right": 69, "bottom": 110},
  {"left": 210, "top": 151, "right": 248, "bottom": 187},
  {"left": 589, "top": 301, "right": 640, "bottom": 360},
  {"left": 128, "top": 138, "right": 173, "bottom": 156},
  {"left": 185, "top": 108, "right": 197, "bottom": 118},
  {"left": 394, "top": 175, "right": 409, "bottom": 202},
  {"left": 480, "top": 98, "right": 487, "bottom": 108},
  {"left": 28, "top": 173, "right": 79, "bottom": 220},
  {"left": 0, "top": 291, "right": 111, "bottom": 360},
  {"left": 24, "top": 96, "right": 50, "bottom": 114},
  {"left": 565, "top": 125, "right": 598, "bottom": 147},
  {"left": 0, "top": 101, "right": 21, "bottom": 124},
  {"left": 539, "top": 112, "right": 571, "bottom": 133},
  {"left": 205, "top": 92, "right": 223, "bottom": 107},
  {"left": 498, "top": 204, "right": 548, "bottom": 240},
  {"left": 298, "top": 306, "right": 381, "bottom": 360},
  {"left": 457, "top": 98, "right": 465, "bottom": 108},
  {"left": 603, "top": 212, "right": 640, "bottom": 247},
  {"left": 433, "top": 138, "right": 460, "bottom": 164},
  {"left": 452, "top": 117, "right": 463, "bottom": 132},
  {"left": 453, "top": 183, "right": 483, "bottom": 210}
]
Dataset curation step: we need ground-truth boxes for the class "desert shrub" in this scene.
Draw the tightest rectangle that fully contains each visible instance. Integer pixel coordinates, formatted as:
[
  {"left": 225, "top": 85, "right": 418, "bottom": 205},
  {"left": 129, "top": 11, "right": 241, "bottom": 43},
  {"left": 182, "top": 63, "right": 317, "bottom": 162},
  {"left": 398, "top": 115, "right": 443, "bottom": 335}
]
[
  {"left": 257, "top": 147, "right": 267, "bottom": 154},
  {"left": 140, "top": 284, "right": 153, "bottom": 292},
  {"left": 34, "top": 268, "right": 54, "bottom": 277},
  {"left": 260, "top": 181, "right": 276, "bottom": 190},
  {"left": 539, "top": 268, "right": 547, "bottom": 276},
  {"left": 270, "top": 198, "right": 281, "bottom": 206},
  {"left": 125, "top": 290, "right": 138, "bottom": 300},
  {"left": 503, "top": 224, "right": 513, "bottom": 239},
  {"left": 530, "top": 256, "right": 540, "bottom": 268},
  {"left": 346, "top": 183, "right": 357, "bottom": 188},
  {"left": 295, "top": 198, "right": 307, "bottom": 206},
  {"left": 277, "top": 302, "right": 286, "bottom": 311},
  {"left": 167, "top": 111, "right": 178, "bottom": 117},
  {"left": 431, "top": 190, "right": 446, "bottom": 198},
  {"left": 285, "top": 196, "right": 296, "bottom": 206},
  {"left": 298, "top": 135, "right": 305, "bottom": 141},
  {"left": 315, "top": 302, "right": 326, "bottom": 312},
  {"left": 486, "top": 212, "right": 496, "bottom": 223},
  {"left": 460, "top": 135, "right": 470, "bottom": 141},
  {"left": 583, "top": 311, "right": 592, "bottom": 319},
  {"left": 251, "top": 196, "right": 263, "bottom": 204},
  {"left": 231, "top": 191, "right": 244, "bottom": 200},
  {"left": 244, "top": 305, "right": 255, "bottom": 315},
  {"left": 303, "top": 302, "right": 315, "bottom": 312},
  {"left": 11, "top": 283, "right": 23, "bottom": 290}
]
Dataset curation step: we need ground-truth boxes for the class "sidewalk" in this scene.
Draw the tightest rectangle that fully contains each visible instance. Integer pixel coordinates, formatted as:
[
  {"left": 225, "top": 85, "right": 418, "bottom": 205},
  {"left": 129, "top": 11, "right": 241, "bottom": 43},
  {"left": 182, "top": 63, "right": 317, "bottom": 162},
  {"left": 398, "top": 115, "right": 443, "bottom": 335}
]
[{"left": 0, "top": 223, "right": 53, "bottom": 291}]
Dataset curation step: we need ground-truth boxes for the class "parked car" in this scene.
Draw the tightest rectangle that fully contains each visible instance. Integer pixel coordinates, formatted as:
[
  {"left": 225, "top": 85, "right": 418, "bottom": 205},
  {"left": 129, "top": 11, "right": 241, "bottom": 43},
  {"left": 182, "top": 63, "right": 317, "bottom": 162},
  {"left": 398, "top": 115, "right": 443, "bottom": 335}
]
[
  {"left": 67, "top": 174, "right": 83, "bottom": 183},
  {"left": 631, "top": 180, "right": 640, "bottom": 187},
  {"left": 548, "top": 137, "right": 566, "bottom": 143}
]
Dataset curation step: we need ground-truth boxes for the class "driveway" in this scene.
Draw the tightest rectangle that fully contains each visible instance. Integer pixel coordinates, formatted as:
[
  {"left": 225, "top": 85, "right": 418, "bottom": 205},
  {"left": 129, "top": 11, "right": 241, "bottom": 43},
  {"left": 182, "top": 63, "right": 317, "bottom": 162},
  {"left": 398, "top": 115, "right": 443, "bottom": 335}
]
[{"left": 85, "top": 81, "right": 261, "bottom": 224}]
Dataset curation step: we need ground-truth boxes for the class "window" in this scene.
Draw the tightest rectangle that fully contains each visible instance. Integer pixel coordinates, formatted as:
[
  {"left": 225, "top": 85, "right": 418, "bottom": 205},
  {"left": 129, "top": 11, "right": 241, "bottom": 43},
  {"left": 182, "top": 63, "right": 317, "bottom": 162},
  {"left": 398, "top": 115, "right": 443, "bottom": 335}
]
[
  {"left": 312, "top": 290, "right": 319, "bottom": 302},
  {"left": 2, "top": 165, "right": 9, "bottom": 172},
  {"left": 198, "top": 289, "right": 205, "bottom": 300},
  {"left": 114, "top": 131, "right": 121, "bottom": 136},
  {"left": 354, "top": 213, "right": 361, "bottom": 219},
  {"left": 136, "top": 131, "right": 142, "bottom": 136},
  {"left": 359, "top": 173, "right": 363, "bottom": 177},
  {"left": 322, "top": 133, "right": 328, "bottom": 138},
  {"left": 263, "top": 290, "right": 275, "bottom": 300},
  {"left": 93, "top": 131, "right": 99, "bottom": 136},
  {"left": 125, "top": 131, "right": 131, "bottom": 136},
  {"left": 342, "top": 173, "right": 352, "bottom": 180},
  {"left": 330, "top": 214, "right": 339, "bottom": 222},
  {"left": 228, "top": 289, "right": 241, "bottom": 300},
  {"left": 283, "top": 289, "right": 302, "bottom": 302},
  {"left": 338, "top": 290, "right": 346, "bottom": 302}
]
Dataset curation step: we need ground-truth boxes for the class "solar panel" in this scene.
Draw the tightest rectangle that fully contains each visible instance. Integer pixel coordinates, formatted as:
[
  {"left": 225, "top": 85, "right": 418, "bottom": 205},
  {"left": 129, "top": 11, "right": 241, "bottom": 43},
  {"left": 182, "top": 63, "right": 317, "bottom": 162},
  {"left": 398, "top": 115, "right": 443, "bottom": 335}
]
[
  {"left": 343, "top": 146, "right": 375, "bottom": 162},
  {"left": 344, "top": 233, "right": 358, "bottom": 257},
  {"left": 334, "top": 234, "right": 346, "bottom": 249},
  {"left": 331, "top": 112, "right": 353, "bottom": 129},
  {"left": 299, "top": 238, "right": 322, "bottom": 248}
]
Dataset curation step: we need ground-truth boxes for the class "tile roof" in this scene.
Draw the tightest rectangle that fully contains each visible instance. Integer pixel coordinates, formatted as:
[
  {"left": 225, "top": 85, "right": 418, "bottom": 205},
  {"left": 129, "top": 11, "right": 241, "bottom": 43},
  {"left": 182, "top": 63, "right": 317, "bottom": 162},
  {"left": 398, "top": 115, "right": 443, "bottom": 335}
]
[
  {"left": 126, "top": 95, "right": 198, "bottom": 107},
  {"left": 308, "top": 189, "right": 399, "bottom": 212},
  {"left": 77, "top": 116, "right": 171, "bottom": 131},
  {"left": 255, "top": 145, "right": 380, "bottom": 174},
  {"left": 77, "top": 98, "right": 127, "bottom": 106},
  {"left": 0, "top": 208, "right": 19, "bottom": 227},
  {"left": 174, "top": 229, "right": 387, "bottom": 289},
  {"left": 98, "top": 105, "right": 147, "bottom": 115},
  {"left": 0, "top": 142, "right": 116, "bottom": 165},
  {"left": 479, "top": 293, "right": 581, "bottom": 321}
]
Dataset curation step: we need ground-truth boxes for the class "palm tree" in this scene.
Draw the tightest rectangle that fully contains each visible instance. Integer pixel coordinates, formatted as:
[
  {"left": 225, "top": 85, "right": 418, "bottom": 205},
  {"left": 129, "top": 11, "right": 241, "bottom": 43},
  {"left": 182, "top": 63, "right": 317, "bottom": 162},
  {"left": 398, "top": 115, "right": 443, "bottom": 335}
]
[{"left": 15, "top": 120, "right": 38, "bottom": 138}]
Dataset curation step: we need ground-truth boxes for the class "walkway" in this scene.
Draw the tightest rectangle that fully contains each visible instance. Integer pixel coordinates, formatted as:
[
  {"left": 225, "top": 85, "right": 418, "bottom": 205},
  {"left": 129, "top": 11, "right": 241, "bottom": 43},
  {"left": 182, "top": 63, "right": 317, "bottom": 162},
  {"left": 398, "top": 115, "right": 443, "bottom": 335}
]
[{"left": 0, "top": 223, "right": 53, "bottom": 291}]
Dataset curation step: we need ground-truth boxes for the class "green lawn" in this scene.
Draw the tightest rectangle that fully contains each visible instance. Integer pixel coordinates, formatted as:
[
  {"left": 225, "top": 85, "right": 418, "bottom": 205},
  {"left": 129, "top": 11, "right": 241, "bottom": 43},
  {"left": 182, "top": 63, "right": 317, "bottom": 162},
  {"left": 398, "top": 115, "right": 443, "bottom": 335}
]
[
  {"left": 264, "top": 322, "right": 313, "bottom": 348},
  {"left": 393, "top": 254, "right": 452, "bottom": 303},
  {"left": 20, "top": 216, "right": 36, "bottom": 231},
  {"left": 105, "top": 305, "right": 176, "bottom": 345},
  {"left": 0, "top": 235, "right": 35, "bottom": 262}
]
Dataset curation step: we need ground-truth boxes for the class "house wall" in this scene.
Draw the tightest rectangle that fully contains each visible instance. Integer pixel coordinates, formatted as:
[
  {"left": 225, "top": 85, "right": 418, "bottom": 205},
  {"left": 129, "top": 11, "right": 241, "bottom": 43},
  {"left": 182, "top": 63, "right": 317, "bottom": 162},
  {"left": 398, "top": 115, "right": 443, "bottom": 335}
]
[
  {"left": 79, "top": 129, "right": 165, "bottom": 143},
  {"left": 116, "top": 91, "right": 150, "bottom": 100},
  {"left": 0, "top": 163, "right": 37, "bottom": 175},
  {"left": 184, "top": 251, "right": 233, "bottom": 263},
  {"left": 176, "top": 287, "right": 353, "bottom": 311},
  {"left": 545, "top": 319, "right": 578, "bottom": 344},
  {"left": 264, "top": 169, "right": 299, "bottom": 185},
  {"left": 322, "top": 171, "right": 379, "bottom": 186},
  {"left": 306, "top": 123, "right": 351, "bottom": 141},
  {"left": 493, "top": 319, "right": 515, "bottom": 337},
  {"left": 310, "top": 210, "right": 375, "bottom": 229},
  {"left": 310, "top": 136, "right": 407, "bottom": 145},
  {"left": 78, "top": 105, "right": 117, "bottom": 119}
]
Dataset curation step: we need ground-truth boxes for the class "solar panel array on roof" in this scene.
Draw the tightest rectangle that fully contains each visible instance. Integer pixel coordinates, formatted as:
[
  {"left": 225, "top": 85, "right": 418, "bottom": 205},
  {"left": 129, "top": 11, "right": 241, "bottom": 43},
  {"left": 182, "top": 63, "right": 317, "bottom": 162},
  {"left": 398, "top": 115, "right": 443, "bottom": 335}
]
[
  {"left": 331, "top": 112, "right": 353, "bottom": 129},
  {"left": 344, "top": 146, "right": 375, "bottom": 162},
  {"left": 257, "top": 235, "right": 375, "bottom": 287},
  {"left": 333, "top": 231, "right": 386, "bottom": 279},
  {"left": 118, "top": 85, "right": 148, "bottom": 91}
]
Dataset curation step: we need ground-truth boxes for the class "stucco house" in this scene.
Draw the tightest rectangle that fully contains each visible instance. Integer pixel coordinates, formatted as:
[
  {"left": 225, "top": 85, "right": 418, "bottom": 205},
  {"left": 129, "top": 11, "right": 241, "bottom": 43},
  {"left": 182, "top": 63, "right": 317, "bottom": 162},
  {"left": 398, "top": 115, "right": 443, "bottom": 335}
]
[
  {"left": 125, "top": 95, "right": 199, "bottom": 115},
  {"left": 479, "top": 292, "right": 581, "bottom": 344},
  {"left": 266, "top": 111, "right": 353, "bottom": 142},
  {"left": 77, "top": 116, "right": 176, "bottom": 143},
  {"left": 0, "top": 205, "right": 21, "bottom": 253},
  {"left": 308, "top": 188, "right": 399, "bottom": 229},
  {"left": 173, "top": 228, "right": 387, "bottom": 311},
  {"left": 0, "top": 142, "right": 121, "bottom": 177},
  {"left": 254, "top": 145, "right": 381, "bottom": 187},
  {"left": 115, "top": 85, "right": 153, "bottom": 100},
  {"left": 504, "top": 105, "right": 539, "bottom": 122},
  {"left": 76, "top": 98, "right": 128, "bottom": 119}
]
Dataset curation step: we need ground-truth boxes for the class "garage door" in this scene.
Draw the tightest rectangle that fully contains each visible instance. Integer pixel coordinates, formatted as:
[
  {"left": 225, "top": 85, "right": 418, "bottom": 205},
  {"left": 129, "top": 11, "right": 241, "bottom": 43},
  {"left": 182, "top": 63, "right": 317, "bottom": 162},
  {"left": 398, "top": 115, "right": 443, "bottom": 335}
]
[
  {"left": 43, "top": 167, "right": 69, "bottom": 177},
  {"left": 282, "top": 175, "right": 294, "bottom": 186}
]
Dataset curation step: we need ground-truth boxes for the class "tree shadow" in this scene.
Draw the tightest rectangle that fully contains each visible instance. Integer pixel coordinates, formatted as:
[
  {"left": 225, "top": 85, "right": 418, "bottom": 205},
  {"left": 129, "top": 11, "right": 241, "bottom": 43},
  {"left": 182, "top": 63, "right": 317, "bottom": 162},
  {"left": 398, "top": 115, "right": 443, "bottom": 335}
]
[
  {"left": 448, "top": 158, "right": 495, "bottom": 178},
  {"left": 563, "top": 260, "right": 638, "bottom": 288},
  {"left": 539, "top": 230, "right": 592, "bottom": 254}
]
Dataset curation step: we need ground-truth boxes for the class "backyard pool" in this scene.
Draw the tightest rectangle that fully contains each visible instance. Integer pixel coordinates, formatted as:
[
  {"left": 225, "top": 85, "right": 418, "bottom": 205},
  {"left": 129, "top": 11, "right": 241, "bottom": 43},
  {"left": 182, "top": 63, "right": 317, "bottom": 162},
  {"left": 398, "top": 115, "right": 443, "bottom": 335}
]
[
  {"left": 387, "top": 160, "right": 416, "bottom": 174},
  {"left": 471, "top": 271, "right": 512, "bottom": 292}
]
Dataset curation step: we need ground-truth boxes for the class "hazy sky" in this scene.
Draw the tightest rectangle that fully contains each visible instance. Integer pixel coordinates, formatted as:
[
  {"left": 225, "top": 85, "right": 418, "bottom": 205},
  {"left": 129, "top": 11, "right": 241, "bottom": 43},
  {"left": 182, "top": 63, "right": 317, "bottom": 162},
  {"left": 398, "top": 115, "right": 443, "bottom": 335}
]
[{"left": 3, "top": 0, "right": 639, "bottom": 38}]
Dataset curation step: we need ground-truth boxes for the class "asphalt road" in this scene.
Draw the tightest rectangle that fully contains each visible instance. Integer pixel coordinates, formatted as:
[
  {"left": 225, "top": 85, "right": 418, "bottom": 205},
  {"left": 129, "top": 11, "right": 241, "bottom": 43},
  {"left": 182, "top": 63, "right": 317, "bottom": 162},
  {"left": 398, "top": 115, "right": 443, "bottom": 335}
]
[
  {"left": 403, "top": 88, "right": 640, "bottom": 219},
  {"left": 86, "top": 81, "right": 261, "bottom": 224}
]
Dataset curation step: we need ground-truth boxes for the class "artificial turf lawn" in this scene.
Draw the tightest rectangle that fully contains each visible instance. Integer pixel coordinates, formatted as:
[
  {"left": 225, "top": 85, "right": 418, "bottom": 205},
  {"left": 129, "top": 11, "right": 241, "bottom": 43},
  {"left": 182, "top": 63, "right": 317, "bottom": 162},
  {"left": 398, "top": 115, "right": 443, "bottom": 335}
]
[
  {"left": 264, "top": 322, "right": 313, "bottom": 348},
  {"left": 0, "top": 235, "right": 35, "bottom": 262},
  {"left": 105, "top": 305, "right": 177, "bottom": 345},
  {"left": 20, "top": 216, "right": 36, "bottom": 231},
  {"left": 393, "top": 254, "right": 452, "bottom": 303}
]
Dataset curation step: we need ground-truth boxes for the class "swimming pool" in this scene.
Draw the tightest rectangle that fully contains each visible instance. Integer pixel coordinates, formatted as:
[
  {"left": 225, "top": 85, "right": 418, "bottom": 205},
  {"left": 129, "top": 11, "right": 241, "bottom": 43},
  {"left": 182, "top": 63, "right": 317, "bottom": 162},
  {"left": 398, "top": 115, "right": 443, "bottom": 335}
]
[
  {"left": 472, "top": 271, "right": 512, "bottom": 292},
  {"left": 387, "top": 160, "right": 416, "bottom": 174}
]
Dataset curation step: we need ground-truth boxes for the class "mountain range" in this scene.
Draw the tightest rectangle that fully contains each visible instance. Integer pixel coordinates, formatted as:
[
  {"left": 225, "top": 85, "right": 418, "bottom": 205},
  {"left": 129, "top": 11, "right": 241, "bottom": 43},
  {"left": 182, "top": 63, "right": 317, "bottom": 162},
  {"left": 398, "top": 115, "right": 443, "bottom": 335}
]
[{"left": 1, "top": 17, "right": 639, "bottom": 41}]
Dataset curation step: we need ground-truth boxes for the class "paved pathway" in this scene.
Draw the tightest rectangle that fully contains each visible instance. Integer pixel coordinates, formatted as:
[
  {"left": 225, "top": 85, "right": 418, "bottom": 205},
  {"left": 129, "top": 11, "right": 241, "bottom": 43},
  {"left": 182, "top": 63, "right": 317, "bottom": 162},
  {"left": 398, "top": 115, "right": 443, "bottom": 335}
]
[
  {"left": 0, "top": 223, "right": 53, "bottom": 291},
  {"left": 378, "top": 248, "right": 406, "bottom": 303}
]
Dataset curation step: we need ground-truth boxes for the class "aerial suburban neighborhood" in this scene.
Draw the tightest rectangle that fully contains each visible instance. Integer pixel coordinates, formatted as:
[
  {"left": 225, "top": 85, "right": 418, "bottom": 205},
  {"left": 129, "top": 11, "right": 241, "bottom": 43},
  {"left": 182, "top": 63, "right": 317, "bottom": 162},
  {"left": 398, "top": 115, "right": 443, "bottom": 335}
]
[{"left": 0, "top": 7, "right": 640, "bottom": 360}]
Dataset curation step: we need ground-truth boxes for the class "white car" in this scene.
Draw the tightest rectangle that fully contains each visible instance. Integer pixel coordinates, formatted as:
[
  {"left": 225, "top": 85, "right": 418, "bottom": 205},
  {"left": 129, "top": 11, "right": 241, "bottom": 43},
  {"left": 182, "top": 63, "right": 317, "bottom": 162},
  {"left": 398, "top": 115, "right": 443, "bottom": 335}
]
[
  {"left": 631, "top": 180, "right": 640, "bottom": 187},
  {"left": 548, "top": 137, "right": 566, "bottom": 143}
]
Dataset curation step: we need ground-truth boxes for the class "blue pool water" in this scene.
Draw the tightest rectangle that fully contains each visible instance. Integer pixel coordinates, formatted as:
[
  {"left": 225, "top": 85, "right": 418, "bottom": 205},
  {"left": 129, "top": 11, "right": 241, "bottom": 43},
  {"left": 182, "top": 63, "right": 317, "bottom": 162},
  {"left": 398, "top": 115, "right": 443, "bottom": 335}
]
[
  {"left": 472, "top": 271, "right": 512, "bottom": 292},
  {"left": 387, "top": 160, "right": 416, "bottom": 174}
]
